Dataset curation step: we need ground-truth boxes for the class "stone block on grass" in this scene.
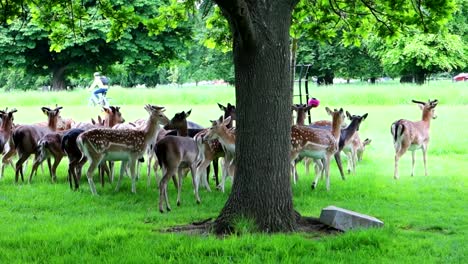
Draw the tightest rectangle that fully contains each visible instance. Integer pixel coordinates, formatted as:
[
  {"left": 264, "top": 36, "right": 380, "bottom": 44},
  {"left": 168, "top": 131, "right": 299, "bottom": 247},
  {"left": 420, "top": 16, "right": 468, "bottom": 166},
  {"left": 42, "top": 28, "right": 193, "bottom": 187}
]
[{"left": 319, "top": 205, "right": 384, "bottom": 232}]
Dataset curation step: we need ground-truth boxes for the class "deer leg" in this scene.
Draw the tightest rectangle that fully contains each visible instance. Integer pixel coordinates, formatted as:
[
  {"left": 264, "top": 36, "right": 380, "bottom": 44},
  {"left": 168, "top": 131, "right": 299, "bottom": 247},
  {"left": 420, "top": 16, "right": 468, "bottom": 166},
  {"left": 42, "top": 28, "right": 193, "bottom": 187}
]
[
  {"left": 159, "top": 167, "right": 175, "bottom": 213},
  {"left": 159, "top": 169, "right": 170, "bottom": 213},
  {"left": 334, "top": 151, "right": 345, "bottom": 180},
  {"left": 176, "top": 167, "right": 183, "bottom": 206},
  {"left": 304, "top": 157, "right": 311, "bottom": 176},
  {"left": 324, "top": 156, "right": 331, "bottom": 191},
  {"left": 411, "top": 151, "right": 416, "bottom": 177},
  {"left": 311, "top": 160, "right": 322, "bottom": 190},
  {"left": 394, "top": 154, "right": 400, "bottom": 180},
  {"left": 147, "top": 154, "right": 153, "bottom": 187},
  {"left": 86, "top": 160, "right": 100, "bottom": 195},
  {"left": 217, "top": 158, "right": 230, "bottom": 193},
  {"left": 422, "top": 146, "right": 428, "bottom": 176},
  {"left": 51, "top": 156, "right": 62, "bottom": 182},
  {"left": 213, "top": 157, "right": 219, "bottom": 186},
  {"left": 46, "top": 158, "right": 53, "bottom": 181},
  {"left": 15, "top": 153, "right": 30, "bottom": 183},
  {"left": 115, "top": 161, "right": 127, "bottom": 192},
  {"left": 129, "top": 159, "right": 138, "bottom": 194},
  {"left": 29, "top": 155, "right": 43, "bottom": 183},
  {"left": 190, "top": 164, "right": 200, "bottom": 204}
]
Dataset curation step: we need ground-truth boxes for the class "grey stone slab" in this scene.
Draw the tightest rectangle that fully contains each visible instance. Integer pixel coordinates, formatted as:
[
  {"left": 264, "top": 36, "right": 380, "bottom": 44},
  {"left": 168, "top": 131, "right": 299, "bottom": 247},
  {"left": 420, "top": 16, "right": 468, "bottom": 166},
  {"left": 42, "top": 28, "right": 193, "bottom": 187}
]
[{"left": 319, "top": 205, "right": 384, "bottom": 231}]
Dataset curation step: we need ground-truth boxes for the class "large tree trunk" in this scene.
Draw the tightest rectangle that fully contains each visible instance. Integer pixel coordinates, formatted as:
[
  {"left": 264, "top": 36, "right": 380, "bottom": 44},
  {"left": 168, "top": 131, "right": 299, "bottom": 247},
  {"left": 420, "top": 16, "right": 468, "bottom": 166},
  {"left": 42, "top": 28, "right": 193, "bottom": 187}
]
[
  {"left": 213, "top": 0, "right": 298, "bottom": 234},
  {"left": 51, "top": 66, "right": 67, "bottom": 90}
]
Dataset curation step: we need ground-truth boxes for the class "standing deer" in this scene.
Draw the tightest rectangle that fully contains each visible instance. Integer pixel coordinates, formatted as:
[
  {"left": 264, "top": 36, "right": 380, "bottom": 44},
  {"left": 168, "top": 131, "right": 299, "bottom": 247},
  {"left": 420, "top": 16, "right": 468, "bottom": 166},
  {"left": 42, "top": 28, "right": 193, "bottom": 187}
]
[
  {"left": 290, "top": 107, "right": 345, "bottom": 191},
  {"left": 391, "top": 99, "right": 438, "bottom": 179},
  {"left": 77, "top": 104, "right": 168, "bottom": 195},
  {"left": 0, "top": 108, "right": 17, "bottom": 179},
  {"left": 12, "top": 106, "right": 63, "bottom": 183},
  {"left": 343, "top": 134, "right": 371, "bottom": 174},
  {"left": 202, "top": 116, "right": 236, "bottom": 192}
]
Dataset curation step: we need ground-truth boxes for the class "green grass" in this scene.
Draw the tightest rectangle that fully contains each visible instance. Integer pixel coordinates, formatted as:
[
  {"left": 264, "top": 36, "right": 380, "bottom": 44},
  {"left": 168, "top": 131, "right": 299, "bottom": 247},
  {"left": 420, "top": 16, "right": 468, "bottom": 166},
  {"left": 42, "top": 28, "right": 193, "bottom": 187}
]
[{"left": 0, "top": 80, "right": 467, "bottom": 263}]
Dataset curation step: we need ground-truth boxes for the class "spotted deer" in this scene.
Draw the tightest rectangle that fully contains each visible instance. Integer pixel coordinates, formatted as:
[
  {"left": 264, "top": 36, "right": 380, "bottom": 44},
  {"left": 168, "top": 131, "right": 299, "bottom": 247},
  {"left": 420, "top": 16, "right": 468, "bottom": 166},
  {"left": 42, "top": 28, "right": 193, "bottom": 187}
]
[
  {"left": 201, "top": 117, "right": 236, "bottom": 192},
  {"left": 12, "top": 106, "right": 63, "bottom": 183},
  {"left": 77, "top": 105, "right": 168, "bottom": 195},
  {"left": 290, "top": 107, "right": 345, "bottom": 191},
  {"left": 391, "top": 99, "right": 438, "bottom": 179},
  {"left": 0, "top": 108, "right": 17, "bottom": 179}
]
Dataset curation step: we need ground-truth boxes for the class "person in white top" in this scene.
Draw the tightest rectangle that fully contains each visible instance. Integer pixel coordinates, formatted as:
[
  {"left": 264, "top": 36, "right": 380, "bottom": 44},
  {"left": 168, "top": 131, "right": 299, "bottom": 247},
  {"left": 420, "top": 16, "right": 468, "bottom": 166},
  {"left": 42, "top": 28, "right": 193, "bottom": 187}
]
[{"left": 88, "top": 72, "right": 109, "bottom": 101}]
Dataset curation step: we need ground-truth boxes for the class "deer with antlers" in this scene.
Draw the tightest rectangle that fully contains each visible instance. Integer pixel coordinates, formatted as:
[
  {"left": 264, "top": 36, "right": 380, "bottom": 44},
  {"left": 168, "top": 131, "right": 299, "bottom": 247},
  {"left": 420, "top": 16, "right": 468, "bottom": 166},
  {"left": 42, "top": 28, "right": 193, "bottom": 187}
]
[
  {"left": 290, "top": 107, "right": 345, "bottom": 191},
  {"left": 391, "top": 99, "right": 438, "bottom": 180},
  {"left": 77, "top": 104, "right": 168, "bottom": 195},
  {"left": 0, "top": 108, "right": 17, "bottom": 179}
]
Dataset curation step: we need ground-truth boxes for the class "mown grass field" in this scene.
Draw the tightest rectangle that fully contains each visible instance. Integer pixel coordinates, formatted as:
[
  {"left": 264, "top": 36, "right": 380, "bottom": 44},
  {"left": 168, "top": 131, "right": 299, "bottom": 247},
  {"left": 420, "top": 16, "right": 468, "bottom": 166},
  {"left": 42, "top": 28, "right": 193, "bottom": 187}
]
[{"left": 0, "top": 81, "right": 467, "bottom": 263}]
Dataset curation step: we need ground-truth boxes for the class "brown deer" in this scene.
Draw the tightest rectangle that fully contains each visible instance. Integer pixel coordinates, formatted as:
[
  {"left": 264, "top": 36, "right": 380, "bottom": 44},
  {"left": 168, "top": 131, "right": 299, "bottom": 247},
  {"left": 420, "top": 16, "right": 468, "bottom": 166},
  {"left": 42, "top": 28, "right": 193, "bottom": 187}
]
[
  {"left": 391, "top": 99, "right": 438, "bottom": 179},
  {"left": 202, "top": 116, "right": 236, "bottom": 192},
  {"left": 77, "top": 104, "right": 168, "bottom": 195},
  {"left": 12, "top": 106, "right": 63, "bottom": 183},
  {"left": 156, "top": 134, "right": 202, "bottom": 213},
  {"left": 0, "top": 108, "right": 17, "bottom": 179},
  {"left": 290, "top": 107, "right": 345, "bottom": 191}
]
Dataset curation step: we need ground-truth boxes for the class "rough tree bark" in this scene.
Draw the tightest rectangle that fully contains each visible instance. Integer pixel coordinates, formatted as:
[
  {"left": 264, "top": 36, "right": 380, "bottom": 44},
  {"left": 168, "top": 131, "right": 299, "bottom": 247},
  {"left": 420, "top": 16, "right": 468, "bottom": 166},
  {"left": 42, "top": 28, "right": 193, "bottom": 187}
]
[
  {"left": 212, "top": 0, "right": 299, "bottom": 234},
  {"left": 51, "top": 65, "right": 67, "bottom": 90}
]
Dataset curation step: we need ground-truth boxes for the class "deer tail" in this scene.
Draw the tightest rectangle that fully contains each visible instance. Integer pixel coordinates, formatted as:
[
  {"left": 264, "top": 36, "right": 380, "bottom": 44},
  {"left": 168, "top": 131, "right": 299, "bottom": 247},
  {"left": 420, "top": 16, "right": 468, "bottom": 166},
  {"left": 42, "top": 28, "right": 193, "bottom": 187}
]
[{"left": 391, "top": 120, "right": 405, "bottom": 143}]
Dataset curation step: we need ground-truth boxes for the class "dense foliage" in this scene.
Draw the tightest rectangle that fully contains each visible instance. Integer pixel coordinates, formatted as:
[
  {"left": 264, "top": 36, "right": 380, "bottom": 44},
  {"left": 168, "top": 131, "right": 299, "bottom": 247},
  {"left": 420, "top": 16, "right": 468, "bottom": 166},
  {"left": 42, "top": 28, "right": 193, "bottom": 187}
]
[{"left": 0, "top": 0, "right": 466, "bottom": 90}]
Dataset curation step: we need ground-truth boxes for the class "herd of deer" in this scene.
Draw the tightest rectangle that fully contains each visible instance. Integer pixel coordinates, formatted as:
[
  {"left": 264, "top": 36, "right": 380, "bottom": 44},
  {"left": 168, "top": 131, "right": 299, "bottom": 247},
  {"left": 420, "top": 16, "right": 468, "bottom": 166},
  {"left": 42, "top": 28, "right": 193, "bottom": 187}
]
[{"left": 0, "top": 99, "right": 438, "bottom": 213}]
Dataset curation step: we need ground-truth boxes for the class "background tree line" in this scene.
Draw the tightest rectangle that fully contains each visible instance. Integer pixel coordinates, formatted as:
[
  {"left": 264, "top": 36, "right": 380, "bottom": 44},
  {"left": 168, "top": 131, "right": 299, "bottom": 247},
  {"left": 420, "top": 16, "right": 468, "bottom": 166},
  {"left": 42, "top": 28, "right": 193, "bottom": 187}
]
[{"left": 0, "top": 0, "right": 466, "bottom": 91}]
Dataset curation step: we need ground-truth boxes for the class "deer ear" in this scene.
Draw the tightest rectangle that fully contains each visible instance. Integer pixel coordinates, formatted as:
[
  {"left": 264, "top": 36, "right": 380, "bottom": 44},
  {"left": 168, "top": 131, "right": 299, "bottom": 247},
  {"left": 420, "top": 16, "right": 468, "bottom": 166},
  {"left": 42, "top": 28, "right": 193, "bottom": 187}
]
[
  {"left": 305, "top": 104, "right": 313, "bottom": 111},
  {"left": 418, "top": 104, "right": 424, "bottom": 110},
  {"left": 210, "top": 120, "right": 217, "bottom": 126},
  {"left": 10, "top": 108, "right": 17, "bottom": 114},
  {"left": 222, "top": 116, "right": 232, "bottom": 126},
  {"left": 91, "top": 118, "right": 96, "bottom": 125},
  {"left": 346, "top": 111, "right": 352, "bottom": 119},
  {"left": 325, "top": 107, "right": 332, "bottom": 115},
  {"left": 41, "top": 107, "right": 50, "bottom": 115},
  {"left": 185, "top": 109, "right": 192, "bottom": 118},
  {"left": 363, "top": 138, "right": 372, "bottom": 145},
  {"left": 218, "top": 103, "right": 226, "bottom": 111},
  {"left": 362, "top": 113, "right": 368, "bottom": 120}
]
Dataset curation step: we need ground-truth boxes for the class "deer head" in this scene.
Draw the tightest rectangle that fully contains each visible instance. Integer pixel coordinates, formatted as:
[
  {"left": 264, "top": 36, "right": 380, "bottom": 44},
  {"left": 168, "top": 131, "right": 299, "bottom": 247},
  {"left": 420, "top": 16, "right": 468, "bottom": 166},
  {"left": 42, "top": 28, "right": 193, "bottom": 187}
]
[
  {"left": 204, "top": 116, "right": 231, "bottom": 142},
  {"left": 0, "top": 108, "right": 17, "bottom": 130},
  {"left": 41, "top": 106, "right": 63, "bottom": 129},
  {"left": 345, "top": 111, "right": 368, "bottom": 131},
  {"left": 218, "top": 103, "right": 236, "bottom": 128},
  {"left": 292, "top": 104, "right": 313, "bottom": 125},
  {"left": 412, "top": 99, "right": 438, "bottom": 120},
  {"left": 164, "top": 110, "right": 191, "bottom": 131}
]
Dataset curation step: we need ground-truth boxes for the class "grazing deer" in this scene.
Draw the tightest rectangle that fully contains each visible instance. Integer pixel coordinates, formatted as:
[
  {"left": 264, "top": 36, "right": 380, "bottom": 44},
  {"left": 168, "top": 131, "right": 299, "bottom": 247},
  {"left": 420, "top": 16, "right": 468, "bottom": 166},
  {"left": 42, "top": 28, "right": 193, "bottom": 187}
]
[
  {"left": 391, "top": 99, "right": 438, "bottom": 179},
  {"left": 290, "top": 107, "right": 345, "bottom": 191},
  {"left": 202, "top": 116, "right": 236, "bottom": 192},
  {"left": 12, "top": 106, "right": 63, "bottom": 183},
  {"left": 0, "top": 108, "right": 17, "bottom": 179},
  {"left": 343, "top": 133, "right": 371, "bottom": 174},
  {"left": 77, "top": 104, "right": 168, "bottom": 195}
]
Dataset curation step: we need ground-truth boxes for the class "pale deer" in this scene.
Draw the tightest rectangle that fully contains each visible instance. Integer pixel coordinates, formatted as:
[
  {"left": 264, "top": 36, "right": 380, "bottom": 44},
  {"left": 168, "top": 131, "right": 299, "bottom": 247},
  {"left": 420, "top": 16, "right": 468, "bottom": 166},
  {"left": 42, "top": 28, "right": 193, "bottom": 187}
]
[
  {"left": 12, "top": 106, "right": 63, "bottom": 183},
  {"left": 0, "top": 108, "right": 17, "bottom": 179},
  {"left": 77, "top": 104, "right": 168, "bottom": 195},
  {"left": 343, "top": 133, "right": 371, "bottom": 174},
  {"left": 202, "top": 116, "right": 236, "bottom": 192},
  {"left": 391, "top": 99, "right": 438, "bottom": 179},
  {"left": 290, "top": 107, "right": 345, "bottom": 191}
]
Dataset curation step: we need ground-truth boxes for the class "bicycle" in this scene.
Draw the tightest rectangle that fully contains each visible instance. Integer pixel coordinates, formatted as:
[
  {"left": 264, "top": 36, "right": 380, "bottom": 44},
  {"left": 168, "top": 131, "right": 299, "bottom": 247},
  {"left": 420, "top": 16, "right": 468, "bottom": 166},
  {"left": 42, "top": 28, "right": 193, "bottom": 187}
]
[{"left": 88, "top": 91, "right": 111, "bottom": 107}]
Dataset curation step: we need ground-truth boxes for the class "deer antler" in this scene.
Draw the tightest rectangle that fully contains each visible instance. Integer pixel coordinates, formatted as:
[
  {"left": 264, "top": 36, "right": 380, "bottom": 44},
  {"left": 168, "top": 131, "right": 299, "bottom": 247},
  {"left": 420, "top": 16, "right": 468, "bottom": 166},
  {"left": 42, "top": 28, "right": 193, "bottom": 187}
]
[{"left": 412, "top": 100, "right": 426, "bottom": 105}]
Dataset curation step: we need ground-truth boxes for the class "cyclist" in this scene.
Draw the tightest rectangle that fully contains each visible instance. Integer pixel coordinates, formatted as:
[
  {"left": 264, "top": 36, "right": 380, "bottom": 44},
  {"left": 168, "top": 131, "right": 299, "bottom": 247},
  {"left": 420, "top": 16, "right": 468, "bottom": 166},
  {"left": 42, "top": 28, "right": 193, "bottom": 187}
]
[{"left": 88, "top": 72, "right": 109, "bottom": 103}]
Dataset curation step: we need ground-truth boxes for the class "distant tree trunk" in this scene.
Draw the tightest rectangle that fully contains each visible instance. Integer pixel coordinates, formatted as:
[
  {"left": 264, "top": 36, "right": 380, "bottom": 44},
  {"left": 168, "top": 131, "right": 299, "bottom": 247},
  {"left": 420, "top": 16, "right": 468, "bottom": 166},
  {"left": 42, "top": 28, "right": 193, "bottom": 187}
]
[
  {"left": 51, "top": 66, "right": 67, "bottom": 90},
  {"left": 324, "top": 71, "right": 334, "bottom": 85},
  {"left": 414, "top": 70, "right": 426, "bottom": 85},
  {"left": 369, "top": 77, "right": 376, "bottom": 84},
  {"left": 213, "top": 0, "right": 298, "bottom": 234}
]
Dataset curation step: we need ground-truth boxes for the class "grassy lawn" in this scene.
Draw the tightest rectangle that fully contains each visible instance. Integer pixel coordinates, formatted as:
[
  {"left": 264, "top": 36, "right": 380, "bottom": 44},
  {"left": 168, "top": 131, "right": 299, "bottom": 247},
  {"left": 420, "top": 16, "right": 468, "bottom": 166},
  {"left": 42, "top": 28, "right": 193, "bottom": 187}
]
[{"left": 0, "top": 81, "right": 467, "bottom": 263}]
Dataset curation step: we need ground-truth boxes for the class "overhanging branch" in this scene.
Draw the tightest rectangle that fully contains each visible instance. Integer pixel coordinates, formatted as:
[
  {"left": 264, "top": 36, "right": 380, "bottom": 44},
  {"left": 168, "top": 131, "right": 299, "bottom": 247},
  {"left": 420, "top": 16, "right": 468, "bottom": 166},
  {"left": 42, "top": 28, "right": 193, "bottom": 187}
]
[{"left": 213, "top": 0, "right": 256, "bottom": 49}]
